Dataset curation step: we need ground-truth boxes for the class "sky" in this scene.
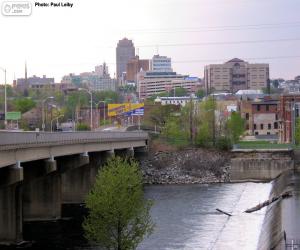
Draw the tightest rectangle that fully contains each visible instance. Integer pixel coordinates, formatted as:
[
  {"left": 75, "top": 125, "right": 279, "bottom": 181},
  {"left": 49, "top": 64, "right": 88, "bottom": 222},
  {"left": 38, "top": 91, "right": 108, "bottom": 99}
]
[{"left": 0, "top": 0, "right": 299, "bottom": 83}]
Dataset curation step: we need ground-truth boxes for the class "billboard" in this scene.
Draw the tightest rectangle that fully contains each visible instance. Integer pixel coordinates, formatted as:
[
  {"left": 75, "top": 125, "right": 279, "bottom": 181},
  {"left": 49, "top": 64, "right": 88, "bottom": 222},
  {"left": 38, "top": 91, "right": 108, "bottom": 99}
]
[
  {"left": 6, "top": 112, "right": 21, "bottom": 120},
  {"left": 108, "top": 103, "right": 144, "bottom": 117}
]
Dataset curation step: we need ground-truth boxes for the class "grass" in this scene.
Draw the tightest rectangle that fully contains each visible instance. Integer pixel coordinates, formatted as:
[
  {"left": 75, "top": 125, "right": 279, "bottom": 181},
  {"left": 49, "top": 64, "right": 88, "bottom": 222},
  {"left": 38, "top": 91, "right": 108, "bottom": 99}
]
[{"left": 235, "top": 140, "right": 292, "bottom": 149}]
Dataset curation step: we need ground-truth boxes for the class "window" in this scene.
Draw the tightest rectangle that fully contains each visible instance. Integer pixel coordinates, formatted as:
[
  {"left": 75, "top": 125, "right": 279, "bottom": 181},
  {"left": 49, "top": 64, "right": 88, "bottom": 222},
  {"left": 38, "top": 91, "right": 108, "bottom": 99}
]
[
  {"left": 245, "top": 113, "right": 249, "bottom": 120},
  {"left": 255, "top": 131, "right": 259, "bottom": 135},
  {"left": 260, "top": 124, "right": 264, "bottom": 130},
  {"left": 266, "top": 105, "right": 269, "bottom": 111},
  {"left": 274, "top": 122, "right": 278, "bottom": 129},
  {"left": 246, "top": 124, "right": 249, "bottom": 130},
  {"left": 254, "top": 124, "right": 257, "bottom": 130},
  {"left": 268, "top": 124, "right": 271, "bottom": 129},
  {"left": 267, "top": 132, "right": 270, "bottom": 135},
  {"left": 257, "top": 105, "right": 260, "bottom": 111}
]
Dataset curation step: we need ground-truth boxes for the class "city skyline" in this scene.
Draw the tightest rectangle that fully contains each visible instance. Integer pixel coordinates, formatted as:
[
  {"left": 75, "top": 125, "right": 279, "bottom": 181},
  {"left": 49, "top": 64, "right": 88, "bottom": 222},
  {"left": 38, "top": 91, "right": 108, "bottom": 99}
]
[{"left": 0, "top": 0, "right": 300, "bottom": 83}]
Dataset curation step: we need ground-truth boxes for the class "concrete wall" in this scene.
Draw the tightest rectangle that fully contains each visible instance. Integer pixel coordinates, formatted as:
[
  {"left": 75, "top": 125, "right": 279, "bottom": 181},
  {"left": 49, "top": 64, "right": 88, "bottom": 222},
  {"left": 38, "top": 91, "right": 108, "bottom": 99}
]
[
  {"left": 230, "top": 151, "right": 294, "bottom": 181},
  {"left": 0, "top": 184, "right": 22, "bottom": 244}
]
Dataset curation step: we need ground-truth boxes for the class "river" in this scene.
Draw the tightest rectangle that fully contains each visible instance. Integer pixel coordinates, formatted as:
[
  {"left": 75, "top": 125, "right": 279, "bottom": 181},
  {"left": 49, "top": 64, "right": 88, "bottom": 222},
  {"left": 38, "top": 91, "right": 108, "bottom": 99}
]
[
  {"left": 11, "top": 182, "right": 272, "bottom": 250},
  {"left": 139, "top": 183, "right": 271, "bottom": 250}
]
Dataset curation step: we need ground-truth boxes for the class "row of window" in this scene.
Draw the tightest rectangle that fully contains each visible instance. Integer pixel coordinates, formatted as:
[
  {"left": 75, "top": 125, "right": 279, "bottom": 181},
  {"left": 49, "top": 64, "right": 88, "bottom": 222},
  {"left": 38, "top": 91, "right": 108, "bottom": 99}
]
[{"left": 252, "top": 123, "right": 278, "bottom": 130}]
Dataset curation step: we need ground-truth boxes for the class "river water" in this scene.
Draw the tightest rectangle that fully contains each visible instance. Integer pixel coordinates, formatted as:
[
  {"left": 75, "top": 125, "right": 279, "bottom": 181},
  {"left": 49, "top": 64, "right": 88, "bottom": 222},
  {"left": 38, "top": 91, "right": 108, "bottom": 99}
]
[
  {"left": 9, "top": 182, "right": 272, "bottom": 250},
  {"left": 139, "top": 183, "right": 271, "bottom": 250}
]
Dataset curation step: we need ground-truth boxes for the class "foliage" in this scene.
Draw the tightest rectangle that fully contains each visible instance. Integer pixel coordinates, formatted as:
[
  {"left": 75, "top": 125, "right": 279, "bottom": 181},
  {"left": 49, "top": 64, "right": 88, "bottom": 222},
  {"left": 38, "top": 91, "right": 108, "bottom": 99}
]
[
  {"left": 147, "top": 104, "right": 179, "bottom": 127},
  {"left": 215, "top": 136, "right": 232, "bottom": 150},
  {"left": 83, "top": 157, "right": 154, "bottom": 250},
  {"left": 162, "top": 116, "right": 189, "bottom": 145},
  {"left": 93, "top": 90, "right": 120, "bottom": 103},
  {"left": 171, "top": 87, "right": 187, "bottom": 96},
  {"left": 13, "top": 97, "right": 36, "bottom": 113},
  {"left": 195, "top": 97, "right": 216, "bottom": 146},
  {"left": 76, "top": 123, "right": 90, "bottom": 131},
  {"left": 226, "top": 112, "right": 245, "bottom": 143},
  {"left": 195, "top": 89, "right": 205, "bottom": 99},
  {"left": 295, "top": 117, "right": 300, "bottom": 145}
]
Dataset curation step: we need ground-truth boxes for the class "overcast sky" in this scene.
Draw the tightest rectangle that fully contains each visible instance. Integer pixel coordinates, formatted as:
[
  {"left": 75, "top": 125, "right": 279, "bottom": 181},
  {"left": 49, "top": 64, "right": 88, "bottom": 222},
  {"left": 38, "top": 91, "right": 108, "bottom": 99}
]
[{"left": 0, "top": 0, "right": 299, "bottom": 83}]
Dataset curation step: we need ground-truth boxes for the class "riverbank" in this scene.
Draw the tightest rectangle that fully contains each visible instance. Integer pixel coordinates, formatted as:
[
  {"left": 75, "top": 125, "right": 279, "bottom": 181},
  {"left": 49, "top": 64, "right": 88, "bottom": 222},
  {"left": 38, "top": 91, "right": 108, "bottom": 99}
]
[{"left": 139, "top": 144, "right": 231, "bottom": 184}]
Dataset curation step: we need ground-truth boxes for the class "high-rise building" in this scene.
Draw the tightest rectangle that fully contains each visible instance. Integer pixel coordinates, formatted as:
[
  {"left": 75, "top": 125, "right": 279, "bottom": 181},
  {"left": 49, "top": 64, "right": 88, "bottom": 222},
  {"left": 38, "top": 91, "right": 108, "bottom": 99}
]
[
  {"left": 204, "top": 58, "right": 269, "bottom": 93},
  {"left": 150, "top": 55, "right": 172, "bottom": 72},
  {"left": 126, "top": 56, "right": 150, "bottom": 82},
  {"left": 116, "top": 38, "right": 135, "bottom": 79}
]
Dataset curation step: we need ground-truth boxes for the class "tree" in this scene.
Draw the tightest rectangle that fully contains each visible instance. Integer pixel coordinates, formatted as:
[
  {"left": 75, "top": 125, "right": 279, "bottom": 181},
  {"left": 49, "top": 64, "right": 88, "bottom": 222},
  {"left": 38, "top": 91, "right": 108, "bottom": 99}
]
[
  {"left": 83, "top": 157, "right": 154, "bottom": 250},
  {"left": 295, "top": 117, "right": 300, "bottom": 145},
  {"left": 170, "top": 87, "right": 187, "bottom": 97},
  {"left": 13, "top": 97, "right": 36, "bottom": 113},
  {"left": 226, "top": 112, "right": 245, "bottom": 143},
  {"left": 196, "top": 89, "right": 205, "bottom": 99}
]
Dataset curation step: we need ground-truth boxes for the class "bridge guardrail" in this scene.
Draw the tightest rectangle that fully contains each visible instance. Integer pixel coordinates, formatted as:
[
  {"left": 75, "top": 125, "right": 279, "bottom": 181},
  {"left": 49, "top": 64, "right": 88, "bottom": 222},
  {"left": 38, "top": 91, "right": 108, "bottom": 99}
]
[{"left": 0, "top": 131, "right": 148, "bottom": 150}]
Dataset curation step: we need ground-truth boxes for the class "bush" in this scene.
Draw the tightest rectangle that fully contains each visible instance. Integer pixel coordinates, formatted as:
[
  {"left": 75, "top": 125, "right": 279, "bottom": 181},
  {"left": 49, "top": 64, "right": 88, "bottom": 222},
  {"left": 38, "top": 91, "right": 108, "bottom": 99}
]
[
  {"left": 76, "top": 123, "right": 90, "bottom": 131},
  {"left": 215, "top": 137, "right": 232, "bottom": 150}
]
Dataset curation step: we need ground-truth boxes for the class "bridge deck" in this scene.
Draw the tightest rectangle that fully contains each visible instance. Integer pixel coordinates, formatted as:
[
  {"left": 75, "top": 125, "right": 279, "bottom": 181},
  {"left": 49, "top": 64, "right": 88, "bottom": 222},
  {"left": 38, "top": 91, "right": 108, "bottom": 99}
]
[{"left": 0, "top": 131, "right": 148, "bottom": 151}]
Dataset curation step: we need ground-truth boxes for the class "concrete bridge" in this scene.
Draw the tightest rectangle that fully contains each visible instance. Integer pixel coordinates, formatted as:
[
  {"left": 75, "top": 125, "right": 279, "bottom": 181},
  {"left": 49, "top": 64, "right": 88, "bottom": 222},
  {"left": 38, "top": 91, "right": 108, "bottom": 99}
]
[{"left": 0, "top": 131, "right": 148, "bottom": 245}]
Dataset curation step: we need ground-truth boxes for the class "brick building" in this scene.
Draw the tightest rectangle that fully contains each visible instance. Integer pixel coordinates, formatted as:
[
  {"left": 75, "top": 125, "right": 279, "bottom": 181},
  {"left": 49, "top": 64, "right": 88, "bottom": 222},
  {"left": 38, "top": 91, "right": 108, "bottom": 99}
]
[
  {"left": 278, "top": 94, "right": 300, "bottom": 143},
  {"left": 126, "top": 56, "right": 150, "bottom": 82},
  {"left": 240, "top": 98, "right": 279, "bottom": 136}
]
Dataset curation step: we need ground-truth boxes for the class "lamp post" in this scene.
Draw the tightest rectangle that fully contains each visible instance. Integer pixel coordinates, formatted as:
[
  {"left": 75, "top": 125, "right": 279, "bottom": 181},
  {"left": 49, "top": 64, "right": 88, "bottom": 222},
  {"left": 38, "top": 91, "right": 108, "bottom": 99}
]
[
  {"left": 51, "top": 114, "right": 64, "bottom": 132},
  {"left": 78, "top": 88, "right": 93, "bottom": 130},
  {"left": 0, "top": 67, "right": 7, "bottom": 128},
  {"left": 42, "top": 96, "right": 54, "bottom": 131}
]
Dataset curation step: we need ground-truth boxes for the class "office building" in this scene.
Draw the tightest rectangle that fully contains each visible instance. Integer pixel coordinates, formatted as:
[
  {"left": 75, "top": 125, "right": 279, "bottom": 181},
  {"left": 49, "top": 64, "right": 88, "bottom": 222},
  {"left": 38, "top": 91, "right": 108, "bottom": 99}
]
[
  {"left": 116, "top": 38, "right": 135, "bottom": 79},
  {"left": 150, "top": 55, "right": 172, "bottom": 72},
  {"left": 17, "top": 75, "right": 56, "bottom": 91},
  {"left": 126, "top": 56, "right": 150, "bottom": 82},
  {"left": 137, "top": 71, "right": 200, "bottom": 99},
  {"left": 204, "top": 58, "right": 269, "bottom": 93}
]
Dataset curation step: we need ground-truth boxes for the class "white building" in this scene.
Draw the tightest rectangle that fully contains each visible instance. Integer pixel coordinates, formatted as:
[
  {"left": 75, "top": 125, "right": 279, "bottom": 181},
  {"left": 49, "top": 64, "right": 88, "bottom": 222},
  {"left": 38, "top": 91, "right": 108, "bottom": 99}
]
[
  {"left": 137, "top": 71, "right": 201, "bottom": 99},
  {"left": 150, "top": 55, "right": 172, "bottom": 72},
  {"left": 155, "top": 96, "right": 199, "bottom": 107}
]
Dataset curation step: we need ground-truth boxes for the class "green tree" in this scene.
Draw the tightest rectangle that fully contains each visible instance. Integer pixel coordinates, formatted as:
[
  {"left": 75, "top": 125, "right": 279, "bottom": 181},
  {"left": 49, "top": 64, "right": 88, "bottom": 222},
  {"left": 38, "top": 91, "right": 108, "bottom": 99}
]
[
  {"left": 76, "top": 123, "right": 90, "bottom": 131},
  {"left": 83, "top": 157, "right": 154, "bottom": 250},
  {"left": 295, "top": 117, "right": 300, "bottom": 145},
  {"left": 226, "top": 112, "right": 245, "bottom": 143},
  {"left": 170, "top": 87, "right": 187, "bottom": 97},
  {"left": 195, "top": 89, "right": 205, "bottom": 99},
  {"left": 13, "top": 97, "right": 36, "bottom": 113}
]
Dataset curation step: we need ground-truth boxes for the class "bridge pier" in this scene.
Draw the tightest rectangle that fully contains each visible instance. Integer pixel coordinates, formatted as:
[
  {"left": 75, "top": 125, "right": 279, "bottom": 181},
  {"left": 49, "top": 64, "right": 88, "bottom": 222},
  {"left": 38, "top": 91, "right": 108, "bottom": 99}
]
[{"left": 22, "top": 160, "right": 61, "bottom": 221}]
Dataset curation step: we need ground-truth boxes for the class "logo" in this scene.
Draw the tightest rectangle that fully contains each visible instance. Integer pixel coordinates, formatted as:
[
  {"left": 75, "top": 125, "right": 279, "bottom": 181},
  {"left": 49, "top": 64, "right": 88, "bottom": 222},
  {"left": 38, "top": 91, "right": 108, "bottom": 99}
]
[{"left": 2, "top": 1, "right": 32, "bottom": 16}]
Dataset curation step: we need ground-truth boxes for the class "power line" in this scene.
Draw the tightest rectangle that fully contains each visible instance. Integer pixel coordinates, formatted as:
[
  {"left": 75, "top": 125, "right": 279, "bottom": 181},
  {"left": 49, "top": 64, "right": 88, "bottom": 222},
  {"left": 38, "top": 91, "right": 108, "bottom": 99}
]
[
  {"left": 137, "top": 37, "right": 300, "bottom": 48},
  {"left": 126, "top": 21, "right": 300, "bottom": 34},
  {"left": 102, "top": 37, "right": 300, "bottom": 49}
]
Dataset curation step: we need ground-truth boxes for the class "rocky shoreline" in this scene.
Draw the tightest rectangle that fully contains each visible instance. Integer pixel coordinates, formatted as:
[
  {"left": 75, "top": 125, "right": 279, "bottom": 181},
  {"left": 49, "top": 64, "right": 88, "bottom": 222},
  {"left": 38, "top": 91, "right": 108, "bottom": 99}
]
[{"left": 139, "top": 148, "right": 231, "bottom": 185}]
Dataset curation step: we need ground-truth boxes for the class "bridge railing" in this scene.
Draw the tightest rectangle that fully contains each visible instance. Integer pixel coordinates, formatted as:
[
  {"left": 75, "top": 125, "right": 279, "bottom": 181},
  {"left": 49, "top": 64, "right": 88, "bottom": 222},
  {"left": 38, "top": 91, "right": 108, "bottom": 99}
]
[{"left": 0, "top": 131, "right": 148, "bottom": 150}]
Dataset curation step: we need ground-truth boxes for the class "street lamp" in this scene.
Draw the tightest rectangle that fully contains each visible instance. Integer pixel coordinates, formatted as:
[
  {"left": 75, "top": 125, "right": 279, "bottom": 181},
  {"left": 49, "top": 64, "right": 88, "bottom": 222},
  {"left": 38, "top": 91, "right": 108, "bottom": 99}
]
[
  {"left": 42, "top": 96, "right": 54, "bottom": 131},
  {"left": 0, "top": 67, "right": 7, "bottom": 128},
  {"left": 78, "top": 88, "right": 93, "bottom": 130},
  {"left": 51, "top": 114, "right": 64, "bottom": 132}
]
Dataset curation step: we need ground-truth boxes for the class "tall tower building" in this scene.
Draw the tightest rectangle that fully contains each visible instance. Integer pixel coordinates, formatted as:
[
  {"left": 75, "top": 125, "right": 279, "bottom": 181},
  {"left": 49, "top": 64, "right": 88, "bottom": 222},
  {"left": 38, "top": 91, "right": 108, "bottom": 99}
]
[{"left": 116, "top": 38, "right": 135, "bottom": 79}]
